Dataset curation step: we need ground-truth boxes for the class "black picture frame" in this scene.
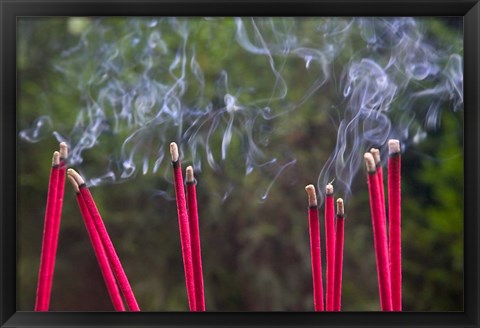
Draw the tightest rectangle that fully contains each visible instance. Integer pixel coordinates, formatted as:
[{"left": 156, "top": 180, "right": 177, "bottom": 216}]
[{"left": 1, "top": 0, "right": 479, "bottom": 327}]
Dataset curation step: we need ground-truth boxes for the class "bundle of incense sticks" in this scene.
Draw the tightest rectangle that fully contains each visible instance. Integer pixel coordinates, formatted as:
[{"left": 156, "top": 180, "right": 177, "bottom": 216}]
[
  {"left": 67, "top": 169, "right": 140, "bottom": 311},
  {"left": 364, "top": 139, "right": 402, "bottom": 311},
  {"left": 36, "top": 146, "right": 141, "bottom": 311},
  {"left": 304, "top": 184, "right": 346, "bottom": 311},
  {"left": 66, "top": 169, "right": 138, "bottom": 311},
  {"left": 364, "top": 151, "right": 392, "bottom": 311},
  {"left": 35, "top": 143, "right": 68, "bottom": 311},
  {"left": 170, "top": 142, "right": 206, "bottom": 311},
  {"left": 35, "top": 140, "right": 402, "bottom": 311},
  {"left": 67, "top": 172, "right": 125, "bottom": 311}
]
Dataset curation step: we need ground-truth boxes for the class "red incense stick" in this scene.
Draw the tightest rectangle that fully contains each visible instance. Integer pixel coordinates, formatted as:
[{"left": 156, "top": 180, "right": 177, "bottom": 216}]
[
  {"left": 370, "top": 148, "right": 386, "bottom": 229},
  {"left": 325, "top": 183, "right": 336, "bottom": 311},
  {"left": 388, "top": 140, "right": 402, "bottom": 311},
  {"left": 305, "top": 185, "right": 324, "bottom": 311},
  {"left": 333, "top": 198, "right": 345, "bottom": 311},
  {"left": 364, "top": 153, "right": 392, "bottom": 311},
  {"left": 170, "top": 143, "right": 196, "bottom": 311},
  {"left": 305, "top": 184, "right": 324, "bottom": 311},
  {"left": 35, "top": 151, "right": 60, "bottom": 311},
  {"left": 370, "top": 148, "right": 389, "bottom": 309},
  {"left": 68, "top": 169, "right": 140, "bottom": 311},
  {"left": 67, "top": 175, "right": 126, "bottom": 311},
  {"left": 186, "top": 166, "right": 206, "bottom": 311},
  {"left": 44, "top": 143, "right": 68, "bottom": 310}
]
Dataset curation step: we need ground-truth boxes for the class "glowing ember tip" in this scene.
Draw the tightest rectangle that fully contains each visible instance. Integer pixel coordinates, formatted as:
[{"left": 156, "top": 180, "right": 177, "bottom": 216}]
[
  {"left": 336, "top": 198, "right": 344, "bottom": 216},
  {"left": 388, "top": 139, "right": 400, "bottom": 154},
  {"left": 67, "top": 168, "right": 85, "bottom": 186},
  {"left": 364, "top": 152, "right": 376, "bottom": 173},
  {"left": 370, "top": 148, "right": 381, "bottom": 165},
  {"left": 52, "top": 151, "right": 60, "bottom": 166},
  {"left": 169, "top": 142, "right": 179, "bottom": 162},
  {"left": 59, "top": 142, "right": 68, "bottom": 159},
  {"left": 305, "top": 184, "right": 317, "bottom": 207},
  {"left": 326, "top": 183, "right": 334, "bottom": 195},
  {"left": 186, "top": 166, "right": 194, "bottom": 183}
]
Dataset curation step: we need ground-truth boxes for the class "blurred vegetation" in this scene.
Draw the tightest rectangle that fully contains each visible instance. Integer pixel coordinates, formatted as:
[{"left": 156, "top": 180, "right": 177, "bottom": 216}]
[{"left": 17, "top": 17, "right": 463, "bottom": 311}]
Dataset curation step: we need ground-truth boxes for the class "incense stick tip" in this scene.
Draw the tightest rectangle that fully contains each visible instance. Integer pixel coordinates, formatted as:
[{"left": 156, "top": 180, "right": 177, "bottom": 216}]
[
  {"left": 67, "top": 168, "right": 85, "bottom": 185},
  {"left": 336, "top": 198, "right": 344, "bottom": 216},
  {"left": 326, "top": 183, "right": 334, "bottom": 195},
  {"left": 388, "top": 139, "right": 400, "bottom": 154},
  {"left": 169, "top": 142, "right": 179, "bottom": 162},
  {"left": 52, "top": 151, "right": 60, "bottom": 166},
  {"left": 59, "top": 142, "right": 68, "bottom": 159},
  {"left": 370, "top": 148, "right": 381, "bottom": 164},
  {"left": 305, "top": 184, "right": 317, "bottom": 207},
  {"left": 364, "top": 152, "right": 376, "bottom": 172},
  {"left": 186, "top": 166, "right": 194, "bottom": 182}
]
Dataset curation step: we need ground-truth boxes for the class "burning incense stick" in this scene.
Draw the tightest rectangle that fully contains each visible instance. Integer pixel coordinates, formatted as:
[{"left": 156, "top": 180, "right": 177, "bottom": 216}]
[
  {"left": 325, "top": 183, "right": 335, "bottom": 311},
  {"left": 333, "top": 198, "right": 345, "bottom": 311},
  {"left": 67, "top": 175, "right": 126, "bottom": 311},
  {"left": 305, "top": 184, "right": 324, "bottom": 311},
  {"left": 35, "top": 151, "right": 60, "bottom": 311},
  {"left": 186, "top": 166, "right": 206, "bottom": 311},
  {"left": 364, "top": 153, "right": 392, "bottom": 311},
  {"left": 388, "top": 140, "right": 402, "bottom": 311},
  {"left": 370, "top": 147, "right": 389, "bottom": 308},
  {"left": 170, "top": 142, "right": 196, "bottom": 311},
  {"left": 370, "top": 148, "right": 386, "bottom": 229},
  {"left": 44, "top": 142, "right": 68, "bottom": 309},
  {"left": 68, "top": 169, "right": 140, "bottom": 311}
]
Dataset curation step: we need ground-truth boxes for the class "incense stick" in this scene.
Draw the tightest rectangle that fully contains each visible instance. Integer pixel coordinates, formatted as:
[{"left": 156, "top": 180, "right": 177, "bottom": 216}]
[
  {"left": 325, "top": 183, "right": 336, "bottom": 311},
  {"left": 186, "top": 166, "right": 206, "bottom": 311},
  {"left": 364, "top": 153, "right": 392, "bottom": 311},
  {"left": 68, "top": 169, "right": 140, "bottom": 311},
  {"left": 170, "top": 142, "right": 196, "bottom": 311},
  {"left": 333, "top": 198, "right": 345, "bottom": 311},
  {"left": 370, "top": 148, "right": 386, "bottom": 233},
  {"left": 388, "top": 140, "right": 402, "bottom": 311},
  {"left": 370, "top": 147, "right": 390, "bottom": 308},
  {"left": 44, "top": 143, "right": 68, "bottom": 309},
  {"left": 68, "top": 175, "right": 126, "bottom": 311},
  {"left": 35, "top": 151, "right": 60, "bottom": 311},
  {"left": 305, "top": 184, "right": 324, "bottom": 311}
]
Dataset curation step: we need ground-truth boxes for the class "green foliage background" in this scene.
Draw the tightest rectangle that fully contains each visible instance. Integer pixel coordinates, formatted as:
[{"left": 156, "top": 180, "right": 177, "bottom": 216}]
[{"left": 17, "top": 17, "right": 463, "bottom": 311}]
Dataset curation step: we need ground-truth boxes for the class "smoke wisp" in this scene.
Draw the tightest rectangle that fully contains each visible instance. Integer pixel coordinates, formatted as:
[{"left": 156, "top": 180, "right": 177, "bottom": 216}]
[{"left": 19, "top": 17, "right": 463, "bottom": 203}]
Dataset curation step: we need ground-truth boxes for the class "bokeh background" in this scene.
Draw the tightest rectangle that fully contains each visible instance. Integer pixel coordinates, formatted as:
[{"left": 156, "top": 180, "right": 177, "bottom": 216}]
[{"left": 17, "top": 17, "right": 463, "bottom": 311}]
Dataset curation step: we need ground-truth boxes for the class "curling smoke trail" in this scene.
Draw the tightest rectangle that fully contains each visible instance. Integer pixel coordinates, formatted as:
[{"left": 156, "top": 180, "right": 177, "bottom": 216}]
[{"left": 19, "top": 17, "right": 463, "bottom": 203}]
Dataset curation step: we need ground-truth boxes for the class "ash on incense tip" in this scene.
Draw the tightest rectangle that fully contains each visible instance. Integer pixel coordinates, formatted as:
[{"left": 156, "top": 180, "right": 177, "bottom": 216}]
[
  {"left": 364, "top": 152, "right": 376, "bottom": 173},
  {"left": 326, "top": 183, "right": 334, "bottom": 195},
  {"left": 59, "top": 142, "right": 68, "bottom": 160},
  {"left": 170, "top": 142, "right": 179, "bottom": 162},
  {"left": 67, "top": 168, "right": 85, "bottom": 186},
  {"left": 370, "top": 148, "right": 381, "bottom": 166},
  {"left": 388, "top": 139, "right": 401, "bottom": 155},
  {"left": 52, "top": 151, "right": 60, "bottom": 166},
  {"left": 186, "top": 166, "right": 195, "bottom": 184},
  {"left": 336, "top": 198, "right": 344, "bottom": 216},
  {"left": 305, "top": 184, "right": 317, "bottom": 207}
]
